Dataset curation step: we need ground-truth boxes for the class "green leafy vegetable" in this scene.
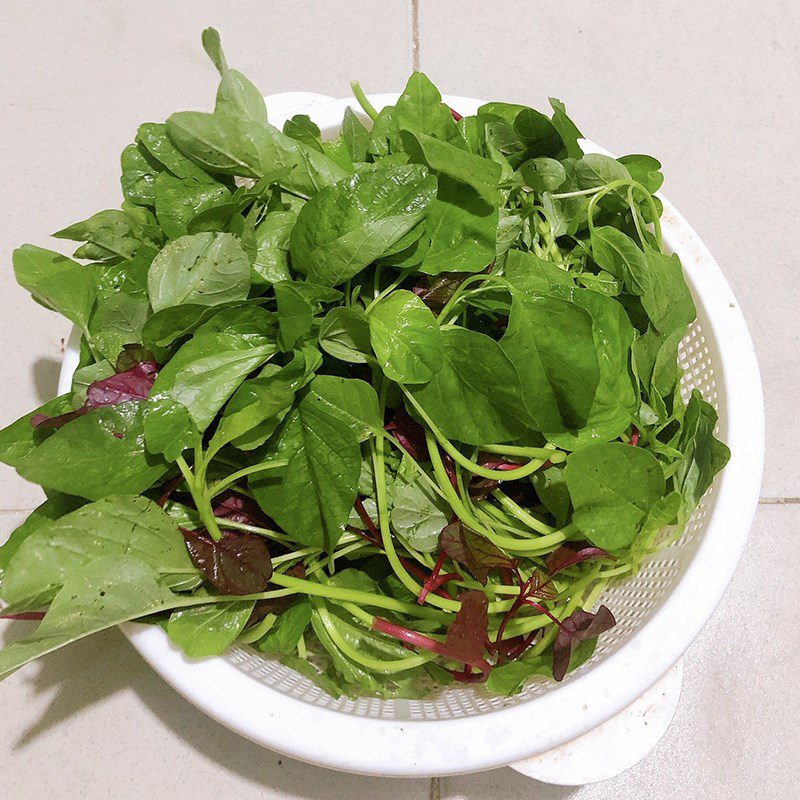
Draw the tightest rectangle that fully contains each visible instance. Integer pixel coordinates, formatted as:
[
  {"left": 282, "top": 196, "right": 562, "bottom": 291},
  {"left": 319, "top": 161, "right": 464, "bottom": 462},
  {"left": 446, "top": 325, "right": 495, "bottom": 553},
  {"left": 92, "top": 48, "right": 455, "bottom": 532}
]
[{"left": 0, "top": 33, "right": 729, "bottom": 700}]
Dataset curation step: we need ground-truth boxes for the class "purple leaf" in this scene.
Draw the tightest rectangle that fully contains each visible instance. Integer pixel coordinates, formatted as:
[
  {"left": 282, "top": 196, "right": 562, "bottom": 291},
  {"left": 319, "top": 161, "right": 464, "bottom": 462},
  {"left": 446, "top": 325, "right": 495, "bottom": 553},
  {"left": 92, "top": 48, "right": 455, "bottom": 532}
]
[
  {"left": 212, "top": 490, "right": 275, "bottom": 529},
  {"left": 181, "top": 527, "right": 273, "bottom": 595},
  {"left": 545, "top": 546, "right": 613, "bottom": 576},
  {"left": 411, "top": 273, "right": 469, "bottom": 313},
  {"left": 32, "top": 358, "right": 158, "bottom": 430},
  {"left": 373, "top": 590, "right": 491, "bottom": 681},
  {"left": 85, "top": 361, "right": 158, "bottom": 408},
  {"left": 439, "top": 520, "right": 515, "bottom": 584},
  {"left": 385, "top": 408, "right": 429, "bottom": 462},
  {"left": 468, "top": 478, "right": 501, "bottom": 500},
  {"left": 552, "top": 605, "right": 616, "bottom": 682}
]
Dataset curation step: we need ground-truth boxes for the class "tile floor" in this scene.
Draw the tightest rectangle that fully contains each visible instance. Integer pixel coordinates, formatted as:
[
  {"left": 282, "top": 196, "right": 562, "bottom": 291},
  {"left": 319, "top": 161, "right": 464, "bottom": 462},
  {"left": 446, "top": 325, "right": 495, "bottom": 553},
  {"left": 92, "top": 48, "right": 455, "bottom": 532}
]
[{"left": 0, "top": 1, "right": 797, "bottom": 797}]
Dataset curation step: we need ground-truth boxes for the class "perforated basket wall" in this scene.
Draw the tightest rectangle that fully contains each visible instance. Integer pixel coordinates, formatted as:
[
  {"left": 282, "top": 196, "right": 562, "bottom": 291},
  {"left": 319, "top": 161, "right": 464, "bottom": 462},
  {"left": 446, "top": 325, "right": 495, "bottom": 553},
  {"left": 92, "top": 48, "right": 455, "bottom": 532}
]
[{"left": 223, "top": 310, "right": 721, "bottom": 723}]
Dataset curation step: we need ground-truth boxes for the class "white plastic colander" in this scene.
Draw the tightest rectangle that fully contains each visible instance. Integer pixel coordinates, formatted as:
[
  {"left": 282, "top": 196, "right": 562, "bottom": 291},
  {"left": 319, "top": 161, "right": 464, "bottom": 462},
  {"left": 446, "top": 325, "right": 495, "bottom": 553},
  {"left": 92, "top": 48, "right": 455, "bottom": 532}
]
[{"left": 58, "top": 92, "right": 764, "bottom": 777}]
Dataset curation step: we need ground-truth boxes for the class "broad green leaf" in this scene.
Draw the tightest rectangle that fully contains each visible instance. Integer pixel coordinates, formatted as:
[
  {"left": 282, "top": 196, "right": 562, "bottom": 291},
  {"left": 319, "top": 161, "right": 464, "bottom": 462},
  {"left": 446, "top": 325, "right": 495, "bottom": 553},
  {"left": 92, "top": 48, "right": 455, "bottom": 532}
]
[
  {"left": 138, "top": 122, "right": 216, "bottom": 181},
  {"left": 256, "top": 597, "right": 312, "bottom": 655},
  {"left": 590, "top": 226, "right": 649, "bottom": 295},
  {"left": 673, "top": 391, "right": 730, "bottom": 511},
  {"left": 201, "top": 27, "right": 266, "bottom": 124},
  {"left": 1, "top": 496, "right": 200, "bottom": 610},
  {"left": 303, "top": 375, "right": 382, "bottom": 442},
  {"left": 618, "top": 154, "right": 663, "bottom": 193},
  {"left": 283, "top": 114, "right": 323, "bottom": 151},
  {"left": 519, "top": 157, "right": 566, "bottom": 193},
  {"left": 577, "top": 270, "right": 622, "bottom": 296},
  {"left": 591, "top": 229, "right": 695, "bottom": 336},
  {"left": 0, "top": 556, "right": 179, "bottom": 681},
  {"left": 504, "top": 249, "right": 575, "bottom": 291},
  {"left": 10, "top": 401, "right": 170, "bottom": 501},
  {"left": 274, "top": 280, "right": 314, "bottom": 351},
  {"left": 547, "top": 286, "right": 638, "bottom": 448},
  {"left": 341, "top": 107, "right": 370, "bottom": 162},
  {"left": 531, "top": 465, "right": 571, "bottom": 528},
  {"left": 564, "top": 441, "right": 665, "bottom": 549},
  {"left": 167, "top": 111, "right": 346, "bottom": 196},
  {"left": 142, "top": 396, "right": 200, "bottom": 461},
  {"left": 318, "top": 306, "right": 371, "bottom": 363},
  {"left": 13, "top": 245, "right": 98, "bottom": 333},
  {"left": 252, "top": 210, "right": 295, "bottom": 287},
  {"left": 629, "top": 491, "right": 683, "bottom": 565},
  {"left": 250, "top": 393, "right": 362, "bottom": 551},
  {"left": 213, "top": 350, "right": 319, "bottom": 451},
  {"left": 0, "top": 394, "right": 74, "bottom": 470},
  {"left": 401, "top": 131, "right": 500, "bottom": 274},
  {"left": 142, "top": 299, "right": 258, "bottom": 350},
  {"left": 390, "top": 477, "right": 449, "bottom": 552},
  {"left": 0, "top": 494, "right": 84, "bottom": 585},
  {"left": 147, "top": 232, "right": 251, "bottom": 312},
  {"left": 574, "top": 153, "right": 630, "bottom": 189},
  {"left": 290, "top": 164, "right": 437, "bottom": 286},
  {"left": 514, "top": 107, "right": 564, "bottom": 159},
  {"left": 393, "top": 72, "right": 459, "bottom": 143},
  {"left": 88, "top": 247, "right": 154, "bottom": 361},
  {"left": 167, "top": 111, "right": 269, "bottom": 177},
  {"left": 368, "top": 290, "right": 443, "bottom": 383},
  {"left": 641, "top": 250, "right": 696, "bottom": 336},
  {"left": 120, "top": 141, "right": 162, "bottom": 205},
  {"left": 500, "top": 291, "right": 599, "bottom": 431},
  {"left": 401, "top": 131, "right": 498, "bottom": 204},
  {"left": 54, "top": 209, "right": 150, "bottom": 260},
  {"left": 409, "top": 328, "right": 531, "bottom": 445},
  {"left": 154, "top": 173, "right": 231, "bottom": 238},
  {"left": 167, "top": 600, "right": 254, "bottom": 658},
  {"left": 549, "top": 97, "right": 584, "bottom": 159},
  {"left": 148, "top": 321, "right": 277, "bottom": 431}
]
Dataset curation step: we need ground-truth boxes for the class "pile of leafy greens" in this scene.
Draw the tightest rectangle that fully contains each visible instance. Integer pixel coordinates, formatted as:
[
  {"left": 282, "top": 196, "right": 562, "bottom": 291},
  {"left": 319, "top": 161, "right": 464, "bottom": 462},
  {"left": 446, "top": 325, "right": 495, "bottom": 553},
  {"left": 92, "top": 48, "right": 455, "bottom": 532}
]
[{"left": 0, "top": 29, "right": 729, "bottom": 698}]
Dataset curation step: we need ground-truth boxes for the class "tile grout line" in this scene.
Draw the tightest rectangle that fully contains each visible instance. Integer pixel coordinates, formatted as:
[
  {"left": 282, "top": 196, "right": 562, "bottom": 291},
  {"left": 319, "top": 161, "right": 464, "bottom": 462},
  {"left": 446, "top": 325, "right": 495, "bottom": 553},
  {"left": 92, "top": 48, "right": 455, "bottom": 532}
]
[
  {"left": 429, "top": 776, "right": 441, "bottom": 800},
  {"left": 757, "top": 497, "right": 800, "bottom": 504},
  {"left": 411, "top": 0, "right": 420, "bottom": 70}
]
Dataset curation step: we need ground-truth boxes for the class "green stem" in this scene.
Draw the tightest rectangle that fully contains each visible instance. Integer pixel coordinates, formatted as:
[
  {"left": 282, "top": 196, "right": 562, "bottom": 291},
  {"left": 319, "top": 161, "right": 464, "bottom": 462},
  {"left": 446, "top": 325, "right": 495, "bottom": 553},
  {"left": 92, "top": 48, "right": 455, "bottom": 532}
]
[
  {"left": 238, "top": 613, "right": 277, "bottom": 644},
  {"left": 372, "top": 405, "right": 461, "bottom": 613},
  {"left": 268, "top": 572, "right": 448, "bottom": 620},
  {"left": 364, "top": 273, "right": 405, "bottom": 313},
  {"left": 350, "top": 81, "right": 379, "bottom": 121},
  {"left": 403, "top": 389, "right": 558, "bottom": 480},
  {"left": 209, "top": 460, "right": 287, "bottom": 498},
  {"left": 435, "top": 274, "right": 497, "bottom": 322},
  {"left": 176, "top": 455, "right": 223, "bottom": 542},
  {"left": 314, "top": 604, "right": 432, "bottom": 673},
  {"left": 492, "top": 490, "right": 555, "bottom": 535},
  {"left": 426, "top": 433, "right": 569, "bottom": 555},
  {"left": 215, "top": 518, "right": 293, "bottom": 543}
]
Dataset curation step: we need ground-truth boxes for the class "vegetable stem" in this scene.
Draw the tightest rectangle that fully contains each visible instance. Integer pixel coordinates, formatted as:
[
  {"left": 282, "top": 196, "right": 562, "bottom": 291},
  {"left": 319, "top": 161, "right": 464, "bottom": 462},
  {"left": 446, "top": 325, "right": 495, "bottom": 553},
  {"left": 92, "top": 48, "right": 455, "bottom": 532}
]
[{"left": 350, "top": 81, "right": 379, "bottom": 121}]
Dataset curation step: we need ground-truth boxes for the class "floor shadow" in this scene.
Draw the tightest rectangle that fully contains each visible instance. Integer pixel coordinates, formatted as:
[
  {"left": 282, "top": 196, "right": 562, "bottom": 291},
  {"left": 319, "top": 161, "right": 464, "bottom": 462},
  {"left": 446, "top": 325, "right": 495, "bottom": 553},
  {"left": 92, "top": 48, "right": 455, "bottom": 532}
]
[
  {"left": 7, "top": 627, "right": 132, "bottom": 748},
  {"left": 31, "top": 356, "right": 63, "bottom": 402},
  {"left": 131, "top": 664, "right": 429, "bottom": 799},
  {"left": 5, "top": 624, "right": 427, "bottom": 798},
  {"left": 3, "top": 621, "right": 577, "bottom": 798}
]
